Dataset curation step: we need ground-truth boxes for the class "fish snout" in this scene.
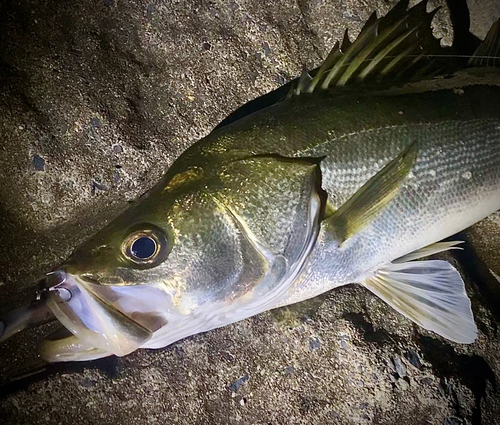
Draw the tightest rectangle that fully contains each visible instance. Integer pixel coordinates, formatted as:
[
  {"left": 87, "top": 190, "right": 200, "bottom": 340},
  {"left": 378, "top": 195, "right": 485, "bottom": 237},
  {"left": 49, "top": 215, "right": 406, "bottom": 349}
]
[{"left": 42, "top": 271, "right": 153, "bottom": 361}]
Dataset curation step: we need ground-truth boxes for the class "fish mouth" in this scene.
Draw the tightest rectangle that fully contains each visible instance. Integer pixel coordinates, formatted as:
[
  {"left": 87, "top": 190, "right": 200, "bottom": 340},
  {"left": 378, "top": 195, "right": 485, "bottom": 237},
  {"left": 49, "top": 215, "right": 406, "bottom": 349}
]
[{"left": 40, "top": 270, "right": 164, "bottom": 362}]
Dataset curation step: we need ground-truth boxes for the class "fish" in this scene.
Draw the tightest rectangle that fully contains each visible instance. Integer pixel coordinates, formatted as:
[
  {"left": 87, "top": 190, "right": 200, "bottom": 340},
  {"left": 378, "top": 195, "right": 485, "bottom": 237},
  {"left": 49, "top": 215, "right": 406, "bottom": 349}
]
[{"left": 1, "top": 0, "right": 500, "bottom": 363}]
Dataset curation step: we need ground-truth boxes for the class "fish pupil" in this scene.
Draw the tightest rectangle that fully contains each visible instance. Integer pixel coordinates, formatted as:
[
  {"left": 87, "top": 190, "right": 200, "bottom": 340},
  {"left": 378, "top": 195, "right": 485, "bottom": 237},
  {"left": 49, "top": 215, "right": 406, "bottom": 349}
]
[{"left": 131, "top": 237, "right": 156, "bottom": 259}]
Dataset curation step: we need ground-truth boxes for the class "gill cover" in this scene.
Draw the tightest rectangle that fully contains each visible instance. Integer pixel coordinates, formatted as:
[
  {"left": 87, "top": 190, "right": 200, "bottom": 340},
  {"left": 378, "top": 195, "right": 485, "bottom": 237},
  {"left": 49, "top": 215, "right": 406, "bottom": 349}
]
[{"left": 45, "top": 272, "right": 153, "bottom": 357}]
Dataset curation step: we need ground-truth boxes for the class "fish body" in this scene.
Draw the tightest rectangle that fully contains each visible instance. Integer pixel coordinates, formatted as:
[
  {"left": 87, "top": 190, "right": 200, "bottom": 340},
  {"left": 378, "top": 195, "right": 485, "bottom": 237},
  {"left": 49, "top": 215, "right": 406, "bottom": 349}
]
[
  {"left": 134, "top": 72, "right": 500, "bottom": 350},
  {"left": 2, "top": 0, "right": 500, "bottom": 362},
  {"left": 180, "top": 74, "right": 500, "bottom": 277}
]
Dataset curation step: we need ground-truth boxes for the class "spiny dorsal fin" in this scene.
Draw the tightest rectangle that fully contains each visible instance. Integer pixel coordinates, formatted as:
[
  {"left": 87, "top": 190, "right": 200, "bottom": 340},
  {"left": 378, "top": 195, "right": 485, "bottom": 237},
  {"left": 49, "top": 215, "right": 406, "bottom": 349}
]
[
  {"left": 381, "top": 0, "right": 411, "bottom": 28},
  {"left": 292, "top": 66, "right": 313, "bottom": 96},
  {"left": 341, "top": 29, "right": 351, "bottom": 53},
  {"left": 360, "top": 11, "right": 378, "bottom": 34},
  {"left": 469, "top": 18, "right": 500, "bottom": 68},
  {"left": 289, "top": 0, "right": 443, "bottom": 96},
  {"left": 218, "top": 0, "right": 498, "bottom": 130}
]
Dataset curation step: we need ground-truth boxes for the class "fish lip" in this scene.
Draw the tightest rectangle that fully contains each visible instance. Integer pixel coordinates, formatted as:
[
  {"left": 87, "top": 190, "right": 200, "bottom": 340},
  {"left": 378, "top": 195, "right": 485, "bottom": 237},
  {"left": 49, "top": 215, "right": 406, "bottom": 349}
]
[
  {"left": 43, "top": 271, "right": 153, "bottom": 357},
  {"left": 80, "top": 272, "right": 127, "bottom": 286},
  {"left": 39, "top": 327, "right": 114, "bottom": 363}
]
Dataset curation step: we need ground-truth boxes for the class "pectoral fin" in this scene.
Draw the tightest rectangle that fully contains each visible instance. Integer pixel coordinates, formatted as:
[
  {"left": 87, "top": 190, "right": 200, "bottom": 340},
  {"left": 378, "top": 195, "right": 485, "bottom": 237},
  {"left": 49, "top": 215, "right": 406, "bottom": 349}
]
[
  {"left": 326, "top": 141, "right": 418, "bottom": 244},
  {"left": 363, "top": 260, "right": 477, "bottom": 343}
]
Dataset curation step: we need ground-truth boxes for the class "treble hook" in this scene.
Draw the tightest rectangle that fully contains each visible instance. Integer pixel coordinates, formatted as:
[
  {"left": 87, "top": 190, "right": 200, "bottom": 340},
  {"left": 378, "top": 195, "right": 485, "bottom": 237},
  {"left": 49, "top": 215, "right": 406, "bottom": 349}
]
[
  {"left": 0, "top": 270, "right": 70, "bottom": 343},
  {"left": 45, "top": 270, "right": 72, "bottom": 302}
]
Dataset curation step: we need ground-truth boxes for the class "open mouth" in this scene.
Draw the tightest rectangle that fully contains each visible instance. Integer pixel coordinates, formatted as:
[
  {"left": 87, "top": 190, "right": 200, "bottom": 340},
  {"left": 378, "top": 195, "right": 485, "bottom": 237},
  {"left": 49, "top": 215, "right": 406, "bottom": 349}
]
[
  {"left": 0, "top": 270, "right": 173, "bottom": 363},
  {"left": 37, "top": 270, "right": 172, "bottom": 362},
  {"left": 41, "top": 271, "right": 152, "bottom": 361}
]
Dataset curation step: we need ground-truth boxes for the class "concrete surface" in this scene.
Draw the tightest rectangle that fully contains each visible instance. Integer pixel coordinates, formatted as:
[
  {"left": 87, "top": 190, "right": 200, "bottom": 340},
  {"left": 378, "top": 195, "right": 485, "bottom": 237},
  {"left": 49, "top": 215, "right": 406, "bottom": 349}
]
[{"left": 0, "top": 0, "right": 500, "bottom": 424}]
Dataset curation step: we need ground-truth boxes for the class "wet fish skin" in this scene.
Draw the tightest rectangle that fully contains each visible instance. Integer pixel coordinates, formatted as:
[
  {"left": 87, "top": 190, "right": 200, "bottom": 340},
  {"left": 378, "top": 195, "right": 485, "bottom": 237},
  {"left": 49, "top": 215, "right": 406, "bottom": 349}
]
[
  {"left": 48, "top": 148, "right": 324, "bottom": 358},
  {"left": 169, "top": 71, "right": 500, "bottom": 303},
  {"left": 3, "top": 0, "right": 500, "bottom": 361},
  {"left": 40, "top": 71, "right": 500, "bottom": 360}
]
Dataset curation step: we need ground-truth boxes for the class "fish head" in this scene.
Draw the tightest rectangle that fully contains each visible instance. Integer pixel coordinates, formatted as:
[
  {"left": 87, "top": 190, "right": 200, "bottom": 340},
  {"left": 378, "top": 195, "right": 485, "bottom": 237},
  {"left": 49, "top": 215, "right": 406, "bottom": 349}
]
[
  {"left": 40, "top": 154, "right": 323, "bottom": 362},
  {"left": 39, "top": 165, "right": 272, "bottom": 362}
]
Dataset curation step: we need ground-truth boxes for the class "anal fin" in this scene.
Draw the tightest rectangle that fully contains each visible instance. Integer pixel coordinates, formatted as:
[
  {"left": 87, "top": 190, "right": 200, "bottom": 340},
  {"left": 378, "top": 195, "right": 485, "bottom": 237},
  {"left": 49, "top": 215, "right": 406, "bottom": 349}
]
[
  {"left": 394, "top": 240, "right": 464, "bottom": 263},
  {"left": 363, "top": 260, "right": 477, "bottom": 344}
]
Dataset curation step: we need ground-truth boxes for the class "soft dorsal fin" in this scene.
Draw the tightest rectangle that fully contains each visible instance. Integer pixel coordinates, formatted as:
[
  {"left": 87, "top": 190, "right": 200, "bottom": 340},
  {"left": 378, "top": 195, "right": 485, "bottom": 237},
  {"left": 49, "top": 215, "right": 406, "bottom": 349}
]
[
  {"left": 469, "top": 18, "right": 500, "bottom": 68},
  {"left": 290, "top": 0, "right": 444, "bottom": 96}
]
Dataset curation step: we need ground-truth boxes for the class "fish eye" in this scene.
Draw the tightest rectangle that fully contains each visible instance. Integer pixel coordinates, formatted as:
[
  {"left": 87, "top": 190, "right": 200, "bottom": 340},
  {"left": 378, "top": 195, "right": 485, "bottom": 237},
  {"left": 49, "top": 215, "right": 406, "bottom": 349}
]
[
  {"left": 122, "top": 225, "right": 170, "bottom": 267},
  {"left": 131, "top": 237, "right": 157, "bottom": 260}
]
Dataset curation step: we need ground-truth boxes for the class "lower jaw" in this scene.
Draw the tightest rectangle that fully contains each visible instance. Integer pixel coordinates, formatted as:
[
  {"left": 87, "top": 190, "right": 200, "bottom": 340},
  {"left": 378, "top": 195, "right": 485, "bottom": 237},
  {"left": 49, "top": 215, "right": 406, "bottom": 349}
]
[{"left": 40, "top": 327, "right": 113, "bottom": 363}]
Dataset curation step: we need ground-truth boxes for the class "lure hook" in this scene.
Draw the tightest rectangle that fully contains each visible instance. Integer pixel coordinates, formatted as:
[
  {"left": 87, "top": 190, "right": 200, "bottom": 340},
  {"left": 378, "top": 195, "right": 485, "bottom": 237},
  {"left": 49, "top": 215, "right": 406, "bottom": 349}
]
[{"left": 0, "top": 270, "right": 70, "bottom": 343}]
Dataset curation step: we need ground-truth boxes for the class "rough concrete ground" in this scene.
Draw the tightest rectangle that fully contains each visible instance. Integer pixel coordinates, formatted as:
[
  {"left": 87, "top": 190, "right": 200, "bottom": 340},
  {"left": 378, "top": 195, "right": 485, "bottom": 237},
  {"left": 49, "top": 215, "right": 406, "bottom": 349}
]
[{"left": 0, "top": 0, "right": 500, "bottom": 424}]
